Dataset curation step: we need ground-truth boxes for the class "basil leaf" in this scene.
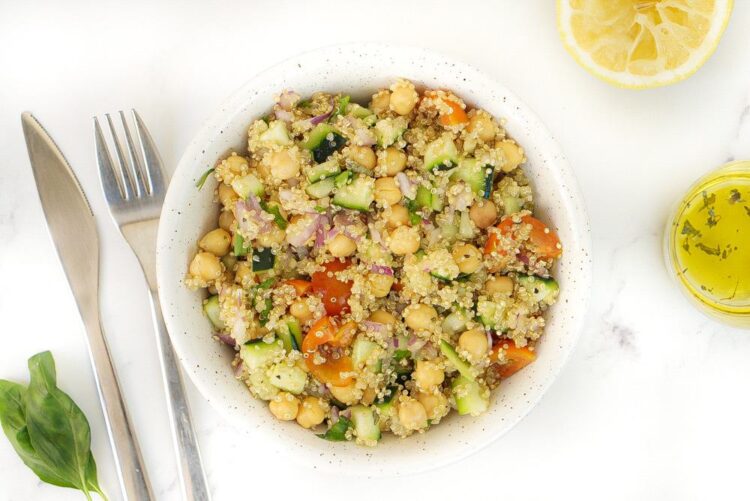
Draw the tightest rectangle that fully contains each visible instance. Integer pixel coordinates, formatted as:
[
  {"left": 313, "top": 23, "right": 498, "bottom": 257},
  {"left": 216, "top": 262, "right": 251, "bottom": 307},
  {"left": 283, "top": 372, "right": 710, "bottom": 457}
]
[
  {"left": 317, "top": 416, "right": 351, "bottom": 441},
  {"left": 24, "top": 352, "right": 94, "bottom": 493},
  {"left": 0, "top": 380, "right": 76, "bottom": 488}
]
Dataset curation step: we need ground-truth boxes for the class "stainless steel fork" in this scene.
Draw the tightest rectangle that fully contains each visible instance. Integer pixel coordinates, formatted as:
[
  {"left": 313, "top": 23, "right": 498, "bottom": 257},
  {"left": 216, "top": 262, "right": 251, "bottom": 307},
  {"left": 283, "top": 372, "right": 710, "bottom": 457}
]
[{"left": 95, "top": 110, "right": 211, "bottom": 501}]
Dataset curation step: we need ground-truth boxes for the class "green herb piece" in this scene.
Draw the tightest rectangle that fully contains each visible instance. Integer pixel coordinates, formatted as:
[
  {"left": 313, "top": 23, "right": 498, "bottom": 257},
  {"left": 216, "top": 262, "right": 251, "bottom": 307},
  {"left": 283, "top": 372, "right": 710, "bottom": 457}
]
[
  {"left": 234, "top": 233, "right": 250, "bottom": 257},
  {"left": 314, "top": 205, "right": 327, "bottom": 213},
  {"left": 0, "top": 352, "right": 108, "bottom": 500},
  {"left": 695, "top": 242, "right": 721, "bottom": 256},
  {"left": 699, "top": 191, "right": 716, "bottom": 212},
  {"left": 259, "top": 201, "right": 288, "bottom": 230},
  {"left": 745, "top": 206, "right": 750, "bottom": 217},
  {"left": 258, "top": 297, "right": 273, "bottom": 326},
  {"left": 707, "top": 207, "right": 720, "bottom": 228},
  {"left": 296, "top": 98, "right": 312, "bottom": 110},
  {"left": 728, "top": 189, "right": 744, "bottom": 204},
  {"left": 257, "top": 278, "right": 275, "bottom": 289},
  {"left": 195, "top": 168, "right": 215, "bottom": 189},
  {"left": 317, "top": 416, "right": 351, "bottom": 441},
  {"left": 681, "top": 220, "right": 701, "bottom": 238}
]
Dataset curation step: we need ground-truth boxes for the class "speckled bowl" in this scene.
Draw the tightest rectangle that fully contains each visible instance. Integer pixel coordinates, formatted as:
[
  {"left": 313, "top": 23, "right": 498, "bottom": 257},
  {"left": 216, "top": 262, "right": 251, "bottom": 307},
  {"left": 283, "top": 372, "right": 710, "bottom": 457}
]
[{"left": 156, "top": 43, "right": 592, "bottom": 477}]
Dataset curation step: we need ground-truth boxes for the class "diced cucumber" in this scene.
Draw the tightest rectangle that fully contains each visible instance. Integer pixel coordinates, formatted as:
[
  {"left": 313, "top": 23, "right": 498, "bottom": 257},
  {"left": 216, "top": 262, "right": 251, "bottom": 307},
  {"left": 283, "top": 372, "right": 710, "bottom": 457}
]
[
  {"left": 231, "top": 173, "right": 264, "bottom": 199},
  {"left": 277, "top": 317, "right": 303, "bottom": 351},
  {"left": 518, "top": 275, "right": 559, "bottom": 304},
  {"left": 260, "top": 201, "right": 288, "bottom": 230},
  {"left": 424, "top": 136, "right": 459, "bottom": 170},
  {"left": 350, "top": 405, "right": 381, "bottom": 444},
  {"left": 440, "top": 220, "right": 458, "bottom": 241},
  {"left": 458, "top": 211, "right": 475, "bottom": 239},
  {"left": 234, "top": 233, "right": 250, "bottom": 257},
  {"left": 348, "top": 103, "right": 373, "bottom": 119},
  {"left": 414, "top": 185, "right": 433, "bottom": 209},
  {"left": 332, "top": 175, "right": 374, "bottom": 211},
  {"left": 502, "top": 196, "right": 522, "bottom": 215},
  {"left": 251, "top": 247, "right": 275, "bottom": 272},
  {"left": 334, "top": 170, "right": 352, "bottom": 188},
  {"left": 392, "top": 349, "right": 413, "bottom": 380},
  {"left": 425, "top": 249, "right": 459, "bottom": 281},
  {"left": 351, "top": 336, "right": 382, "bottom": 372},
  {"left": 240, "top": 339, "right": 284, "bottom": 371},
  {"left": 483, "top": 166, "right": 495, "bottom": 199},
  {"left": 441, "top": 309, "right": 468, "bottom": 335},
  {"left": 477, "top": 299, "right": 505, "bottom": 330},
  {"left": 439, "top": 340, "right": 474, "bottom": 381},
  {"left": 305, "top": 177, "right": 335, "bottom": 199},
  {"left": 304, "top": 123, "right": 346, "bottom": 163},
  {"left": 318, "top": 416, "right": 351, "bottom": 442},
  {"left": 306, "top": 159, "right": 341, "bottom": 182},
  {"left": 260, "top": 121, "right": 292, "bottom": 146},
  {"left": 451, "top": 375, "right": 489, "bottom": 416},
  {"left": 374, "top": 117, "right": 408, "bottom": 147},
  {"left": 247, "top": 370, "right": 279, "bottom": 400},
  {"left": 450, "top": 158, "right": 485, "bottom": 194},
  {"left": 267, "top": 363, "right": 307, "bottom": 394},
  {"left": 203, "top": 295, "right": 225, "bottom": 330}
]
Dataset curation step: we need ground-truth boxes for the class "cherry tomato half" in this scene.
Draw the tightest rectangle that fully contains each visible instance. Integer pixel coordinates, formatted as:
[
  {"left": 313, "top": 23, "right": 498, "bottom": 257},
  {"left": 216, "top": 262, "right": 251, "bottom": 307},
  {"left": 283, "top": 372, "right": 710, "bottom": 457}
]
[{"left": 311, "top": 259, "right": 353, "bottom": 316}]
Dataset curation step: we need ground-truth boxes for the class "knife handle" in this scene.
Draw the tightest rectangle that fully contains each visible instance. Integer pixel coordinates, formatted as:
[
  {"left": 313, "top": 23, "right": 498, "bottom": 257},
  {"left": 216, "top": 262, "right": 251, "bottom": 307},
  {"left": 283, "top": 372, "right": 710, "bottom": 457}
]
[
  {"left": 81, "top": 309, "right": 154, "bottom": 501},
  {"left": 148, "top": 290, "right": 212, "bottom": 501}
]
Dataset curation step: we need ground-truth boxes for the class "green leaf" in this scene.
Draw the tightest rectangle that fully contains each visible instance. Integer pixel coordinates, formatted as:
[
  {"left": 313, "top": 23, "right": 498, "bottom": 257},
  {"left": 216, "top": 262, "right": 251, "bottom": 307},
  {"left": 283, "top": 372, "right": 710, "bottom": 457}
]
[
  {"left": 260, "top": 201, "right": 288, "bottom": 230},
  {"left": 317, "top": 416, "right": 351, "bottom": 441},
  {"left": 195, "top": 167, "right": 215, "bottom": 189},
  {"left": 24, "top": 352, "right": 94, "bottom": 494},
  {"left": 0, "top": 380, "right": 77, "bottom": 489}
]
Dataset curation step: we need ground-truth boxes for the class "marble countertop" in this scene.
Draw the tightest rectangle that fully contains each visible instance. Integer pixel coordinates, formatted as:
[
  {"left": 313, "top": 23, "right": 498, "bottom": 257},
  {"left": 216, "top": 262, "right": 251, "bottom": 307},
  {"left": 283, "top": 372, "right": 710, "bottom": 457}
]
[{"left": 2, "top": 1, "right": 750, "bottom": 500}]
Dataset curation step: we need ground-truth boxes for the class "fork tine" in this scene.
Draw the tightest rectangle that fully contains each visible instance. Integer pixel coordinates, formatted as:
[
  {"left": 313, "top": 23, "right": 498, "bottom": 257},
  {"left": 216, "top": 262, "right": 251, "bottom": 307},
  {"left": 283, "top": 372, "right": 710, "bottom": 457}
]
[
  {"left": 131, "top": 110, "right": 166, "bottom": 196},
  {"left": 105, "top": 113, "right": 135, "bottom": 200},
  {"left": 119, "top": 111, "right": 148, "bottom": 197},
  {"left": 94, "top": 117, "right": 125, "bottom": 204}
]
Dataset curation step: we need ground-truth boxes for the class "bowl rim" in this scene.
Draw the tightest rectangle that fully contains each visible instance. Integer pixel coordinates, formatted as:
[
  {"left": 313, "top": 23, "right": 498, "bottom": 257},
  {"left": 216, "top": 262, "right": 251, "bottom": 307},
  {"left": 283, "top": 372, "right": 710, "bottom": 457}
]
[{"left": 156, "top": 42, "right": 593, "bottom": 476}]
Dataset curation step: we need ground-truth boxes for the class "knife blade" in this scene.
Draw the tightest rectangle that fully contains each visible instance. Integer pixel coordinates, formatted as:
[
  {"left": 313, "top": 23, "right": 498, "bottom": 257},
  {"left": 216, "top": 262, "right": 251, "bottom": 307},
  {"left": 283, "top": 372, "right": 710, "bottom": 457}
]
[{"left": 21, "top": 112, "right": 154, "bottom": 501}]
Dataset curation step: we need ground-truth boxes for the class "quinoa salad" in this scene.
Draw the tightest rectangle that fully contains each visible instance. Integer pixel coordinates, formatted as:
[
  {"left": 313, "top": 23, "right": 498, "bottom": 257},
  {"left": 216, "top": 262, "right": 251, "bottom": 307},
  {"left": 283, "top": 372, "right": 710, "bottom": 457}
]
[{"left": 185, "top": 79, "right": 562, "bottom": 446}]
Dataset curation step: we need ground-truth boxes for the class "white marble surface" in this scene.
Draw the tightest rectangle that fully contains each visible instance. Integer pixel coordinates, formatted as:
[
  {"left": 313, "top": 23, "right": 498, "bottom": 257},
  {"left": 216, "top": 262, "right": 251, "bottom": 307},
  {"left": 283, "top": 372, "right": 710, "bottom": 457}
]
[{"left": 1, "top": 1, "right": 750, "bottom": 499}]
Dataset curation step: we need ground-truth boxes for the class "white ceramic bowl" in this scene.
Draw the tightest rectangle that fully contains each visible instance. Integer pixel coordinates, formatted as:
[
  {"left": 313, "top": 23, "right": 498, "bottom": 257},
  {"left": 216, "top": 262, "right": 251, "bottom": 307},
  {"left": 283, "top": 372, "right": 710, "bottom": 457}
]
[{"left": 156, "top": 43, "right": 592, "bottom": 477}]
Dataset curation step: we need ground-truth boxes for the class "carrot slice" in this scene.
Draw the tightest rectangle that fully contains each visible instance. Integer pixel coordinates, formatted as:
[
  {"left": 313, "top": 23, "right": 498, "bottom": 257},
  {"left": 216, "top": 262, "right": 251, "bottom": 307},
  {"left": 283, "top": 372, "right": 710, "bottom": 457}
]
[{"left": 282, "top": 279, "right": 312, "bottom": 296}]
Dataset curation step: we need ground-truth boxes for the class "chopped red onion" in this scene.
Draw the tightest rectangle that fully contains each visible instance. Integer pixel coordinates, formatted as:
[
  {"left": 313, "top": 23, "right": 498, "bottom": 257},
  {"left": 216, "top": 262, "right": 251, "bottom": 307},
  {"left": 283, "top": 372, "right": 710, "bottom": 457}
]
[
  {"left": 454, "top": 190, "right": 473, "bottom": 212},
  {"left": 233, "top": 361, "right": 244, "bottom": 377},
  {"left": 275, "top": 109, "right": 294, "bottom": 122},
  {"left": 235, "top": 197, "right": 274, "bottom": 235},
  {"left": 392, "top": 337, "right": 400, "bottom": 348},
  {"left": 368, "top": 223, "right": 383, "bottom": 245},
  {"left": 309, "top": 98, "right": 334, "bottom": 125},
  {"left": 216, "top": 333, "right": 236, "bottom": 347},
  {"left": 370, "top": 264, "right": 393, "bottom": 276},
  {"left": 361, "top": 320, "right": 387, "bottom": 333},
  {"left": 355, "top": 127, "right": 376, "bottom": 146},
  {"left": 330, "top": 406, "right": 340, "bottom": 423},
  {"left": 278, "top": 90, "right": 300, "bottom": 111},
  {"left": 395, "top": 172, "right": 417, "bottom": 200},
  {"left": 288, "top": 214, "right": 325, "bottom": 247}
]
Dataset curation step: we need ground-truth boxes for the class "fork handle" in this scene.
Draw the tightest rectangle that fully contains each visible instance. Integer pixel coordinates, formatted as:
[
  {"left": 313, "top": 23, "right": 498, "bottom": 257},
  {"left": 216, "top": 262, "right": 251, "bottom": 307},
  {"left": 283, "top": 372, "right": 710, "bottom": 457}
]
[{"left": 148, "top": 290, "right": 212, "bottom": 501}]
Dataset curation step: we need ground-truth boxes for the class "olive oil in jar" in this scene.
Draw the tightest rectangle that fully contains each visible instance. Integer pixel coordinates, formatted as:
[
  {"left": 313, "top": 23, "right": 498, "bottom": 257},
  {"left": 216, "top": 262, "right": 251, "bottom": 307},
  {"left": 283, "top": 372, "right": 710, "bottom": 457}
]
[{"left": 665, "top": 161, "right": 750, "bottom": 326}]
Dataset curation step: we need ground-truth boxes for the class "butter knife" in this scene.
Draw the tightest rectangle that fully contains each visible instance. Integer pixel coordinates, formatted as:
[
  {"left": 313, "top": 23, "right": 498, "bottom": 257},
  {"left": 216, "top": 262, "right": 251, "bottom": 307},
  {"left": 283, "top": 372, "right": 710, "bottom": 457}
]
[{"left": 21, "top": 112, "right": 154, "bottom": 501}]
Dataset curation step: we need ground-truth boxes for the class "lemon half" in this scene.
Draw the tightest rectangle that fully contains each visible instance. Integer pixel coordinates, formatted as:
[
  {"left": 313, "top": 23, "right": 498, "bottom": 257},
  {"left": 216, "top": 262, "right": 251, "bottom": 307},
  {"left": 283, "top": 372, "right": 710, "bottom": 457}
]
[{"left": 557, "top": 0, "right": 733, "bottom": 88}]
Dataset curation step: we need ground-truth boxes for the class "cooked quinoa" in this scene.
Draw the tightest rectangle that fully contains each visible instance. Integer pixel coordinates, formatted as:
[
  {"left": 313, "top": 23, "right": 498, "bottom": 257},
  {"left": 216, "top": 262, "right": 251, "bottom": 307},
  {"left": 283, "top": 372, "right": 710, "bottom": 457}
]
[{"left": 186, "top": 79, "right": 562, "bottom": 446}]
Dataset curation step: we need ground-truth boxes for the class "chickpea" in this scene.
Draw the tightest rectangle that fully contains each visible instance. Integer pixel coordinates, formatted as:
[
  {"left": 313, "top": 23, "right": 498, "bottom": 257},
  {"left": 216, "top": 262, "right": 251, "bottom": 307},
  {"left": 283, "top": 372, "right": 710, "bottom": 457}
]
[
  {"left": 379, "top": 147, "right": 407, "bottom": 176},
  {"left": 235, "top": 261, "right": 253, "bottom": 286},
  {"left": 467, "top": 110, "right": 497, "bottom": 142},
  {"left": 347, "top": 145, "right": 377, "bottom": 170},
  {"left": 269, "top": 392, "right": 300, "bottom": 421},
  {"left": 388, "top": 226, "right": 420, "bottom": 255},
  {"left": 404, "top": 304, "right": 438, "bottom": 332},
  {"left": 389, "top": 80, "right": 419, "bottom": 115},
  {"left": 296, "top": 397, "right": 327, "bottom": 429},
  {"left": 189, "top": 252, "right": 222, "bottom": 282},
  {"left": 218, "top": 182, "right": 238, "bottom": 208},
  {"left": 370, "top": 90, "right": 390, "bottom": 115},
  {"left": 368, "top": 309, "right": 397, "bottom": 325},
  {"left": 486, "top": 275, "right": 514, "bottom": 295},
  {"left": 267, "top": 149, "right": 300, "bottom": 180},
  {"left": 224, "top": 154, "right": 249, "bottom": 174},
  {"left": 469, "top": 200, "right": 498, "bottom": 229},
  {"left": 218, "top": 210, "right": 235, "bottom": 232},
  {"left": 329, "top": 383, "right": 361, "bottom": 405},
  {"left": 367, "top": 273, "right": 394, "bottom": 298},
  {"left": 256, "top": 227, "right": 286, "bottom": 247},
  {"left": 498, "top": 140, "right": 524, "bottom": 172},
  {"left": 198, "top": 228, "right": 232, "bottom": 257},
  {"left": 290, "top": 298, "right": 313, "bottom": 322},
  {"left": 328, "top": 234, "right": 357, "bottom": 258},
  {"left": 452, "top": 243, "right": 483, "bottom": 275},
  {"left": 414, "top": 360, "right": 444, "bottom": 390},
  {"left": 417, "top": 391, "right": 448, "bottom": 421},
  {"left": 383, "top": 204, "right": 409, "bottom": 229},
  {"left": 458, "top": 328, "right": 489, "bottom": 361},
  {"left": 398, "top": 397, "right": 428, "bottom": 431},
  {"left": 374, "top": 177, "right": 402, "bottom": 206}
]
